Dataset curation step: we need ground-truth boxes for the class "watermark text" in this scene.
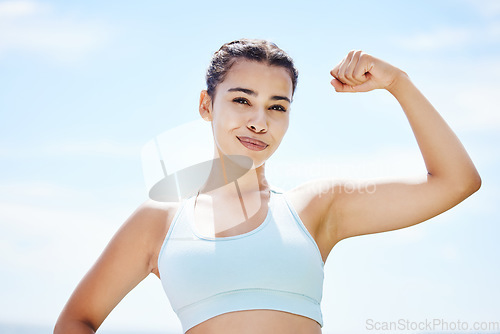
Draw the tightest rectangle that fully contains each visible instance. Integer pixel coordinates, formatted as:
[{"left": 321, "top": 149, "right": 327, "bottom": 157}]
[{"left": 366, "top": 318, "right": 500, "bottom": 332}]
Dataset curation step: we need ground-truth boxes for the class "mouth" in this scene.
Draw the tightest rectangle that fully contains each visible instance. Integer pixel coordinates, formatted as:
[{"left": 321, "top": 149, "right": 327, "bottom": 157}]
[{"left": 237, "top": 136, "right": 268, "bottom": 151}]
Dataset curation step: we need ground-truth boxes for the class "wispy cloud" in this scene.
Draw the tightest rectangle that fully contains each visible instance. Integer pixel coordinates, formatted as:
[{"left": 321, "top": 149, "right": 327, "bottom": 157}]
[
  {"left": 414, "top": 59, "right": 500, "bottom": 132},
  {"left": 449, "top": 86, "right": 500, "bottom": 131},
  {"left": 0, "top": 0, "right": 114, "bottom": 62},
  {"left": 0, "top": 139, "right": 142, "bottom": 159},
  {"left": 44, "top": 140, "right": 142, "bottom": 157},
  {"left": 0, "top": 0, "right": 43, "bottom": 17},
  {"left": 396, "top": 23, "right": 500, "bottom": 51},
  {"left": 0, "top": 180, "right": 135, "bottom": 279},
  {"left": 0, "top": 181, "right": 82, "bottom": 203},
  {"left": 465, "top": 0, "right": 500, "bottom": 18},
  {"left": 399, "top": 27, "right": 474, "bottom": 51}
]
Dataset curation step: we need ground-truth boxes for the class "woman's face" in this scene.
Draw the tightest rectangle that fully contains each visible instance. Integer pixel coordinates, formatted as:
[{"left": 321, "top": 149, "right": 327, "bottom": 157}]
[{"left": 200, "top": 59, "right": 293, "bottom": 169}]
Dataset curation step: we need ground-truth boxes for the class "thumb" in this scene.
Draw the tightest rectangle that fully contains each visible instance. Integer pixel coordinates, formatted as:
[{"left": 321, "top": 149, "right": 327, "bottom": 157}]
[
  {"left": 349, "top": 80, "right": 377, "bottom": 93},
  {"left": 330, "top": 78, "right": 357, "bottom": 93}
]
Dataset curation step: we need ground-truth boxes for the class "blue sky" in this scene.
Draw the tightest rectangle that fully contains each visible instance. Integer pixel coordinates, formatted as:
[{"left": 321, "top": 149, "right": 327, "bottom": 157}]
[{"left": 0, "top": 0, "right": 499, "bottom": 333}]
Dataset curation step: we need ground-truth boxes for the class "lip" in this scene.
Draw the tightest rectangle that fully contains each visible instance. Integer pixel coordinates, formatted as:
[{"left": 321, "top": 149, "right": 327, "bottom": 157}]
[{"left": 237, "top": 136, "right": 268, "bottom": 151}]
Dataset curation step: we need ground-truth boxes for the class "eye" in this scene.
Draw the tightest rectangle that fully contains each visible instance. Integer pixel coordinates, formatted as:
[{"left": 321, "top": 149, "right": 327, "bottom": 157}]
[
  {"left": 232, "top": 97, "right": 250, "bottom": 105},
  {"left": 270, "top": 104, "right": 287, "bottom": 112}
]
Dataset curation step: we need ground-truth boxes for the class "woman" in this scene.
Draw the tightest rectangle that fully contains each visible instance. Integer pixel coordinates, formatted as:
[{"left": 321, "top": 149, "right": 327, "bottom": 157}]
[{"left": 54, "top": 39, "right": 481, "bottom": 333}]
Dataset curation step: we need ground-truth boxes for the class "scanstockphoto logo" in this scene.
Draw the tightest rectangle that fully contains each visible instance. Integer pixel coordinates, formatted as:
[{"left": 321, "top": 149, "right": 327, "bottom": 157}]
[
  {"left": 314, "top": 179, "right": 377, "bottom": 197},
  {"left": 365, "top": 318, "right": 500, "bottom": 332}
]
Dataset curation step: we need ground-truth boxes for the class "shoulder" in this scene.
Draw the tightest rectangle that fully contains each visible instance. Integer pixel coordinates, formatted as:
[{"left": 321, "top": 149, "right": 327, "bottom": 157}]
[
  {"left": 130, "top": 199, "right": 180, "bottom": 225},
  {"left": 120, "top": 199, "right": 179, "bottom": 235},
  {"left": 135, "top": 199, "right": 184, "bottom": 241},
  {"left": 115, "top": 199, "right": 183, "bottom": 272}
]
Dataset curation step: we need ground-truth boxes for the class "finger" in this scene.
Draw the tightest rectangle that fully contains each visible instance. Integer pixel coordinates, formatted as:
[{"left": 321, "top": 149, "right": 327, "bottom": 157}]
[
  {"left": 330, "top": 51, "right": 354, "bottom": 79},
  {"left": 330, "top": 63, "right": 340, "bottom": 79},
  {"left": 330, "top": 58, "right": 340, "bottom": 76},
  {"left": 332, "top": 58, "right": 347, "bottom": 84},
  {"left": 352, "top": 53, "right": 373, "bottom": 82},
  {"left": 330, "top": 52, "right": 349, "bottom": 77},
  {"left": 345, "top": 50, "right": 365, "bottom": 86},
  {"left": 348, "top": 75, "right": 377, "bottom": 93},
  {"left": 330, "top": 77, "right": 356, "bottom": 93},
  {"left": 336, "top": 52, "right": 355, "bottom": 86}
]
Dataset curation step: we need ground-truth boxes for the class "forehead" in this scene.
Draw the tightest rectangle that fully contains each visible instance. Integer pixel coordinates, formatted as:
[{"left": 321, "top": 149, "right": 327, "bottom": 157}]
[{"left": 219, "top": 60, "right": 293, "bottom": 98}]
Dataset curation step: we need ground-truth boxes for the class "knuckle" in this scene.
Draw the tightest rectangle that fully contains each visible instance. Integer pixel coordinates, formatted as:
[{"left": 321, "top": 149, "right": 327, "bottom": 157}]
[{"left": 359, "top": 52, "right": 370, "bottom": 61}]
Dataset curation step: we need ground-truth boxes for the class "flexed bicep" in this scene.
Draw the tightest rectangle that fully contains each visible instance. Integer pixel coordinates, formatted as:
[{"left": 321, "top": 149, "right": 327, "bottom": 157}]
[{"left": 323, "top": 51, "right": 480, "bottom": 243}]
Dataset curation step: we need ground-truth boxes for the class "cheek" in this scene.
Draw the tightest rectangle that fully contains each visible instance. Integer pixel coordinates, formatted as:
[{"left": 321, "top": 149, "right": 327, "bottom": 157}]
[
  {"left": 212, "top": 107, "right": 241, "bottom": 133},
  {"left": 283, "top": 119, "right": 290, "bottom": 133},
  {"left": 210, "top": 114, "right": 236, "bottom": 146},
  {"left": 276, "top": 118, "right": 289, "bottom": 137}
]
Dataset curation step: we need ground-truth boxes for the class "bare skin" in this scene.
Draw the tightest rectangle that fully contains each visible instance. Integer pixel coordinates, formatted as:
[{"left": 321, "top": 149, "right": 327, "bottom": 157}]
[{"left": 54, "top": 55, "right": 481, "bottom": 333}]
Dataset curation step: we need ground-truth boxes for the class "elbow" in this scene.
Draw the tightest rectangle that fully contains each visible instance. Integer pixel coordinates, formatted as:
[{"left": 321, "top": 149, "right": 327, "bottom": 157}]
[
  {"left": 470, "top": 172, "right": 482, "bottom": 193},
  {"left": 53, "top": 321, "right": 65, "bottom": 334},
  {"left": 434, "top": 170, "right": 482, "bottom": 201},
  {"left": 429, "top": 168, "right": 482, "bottom": 196},
  {"left": 53, "top": 320, "right": 65, "bottom": 334},
  {"left": 459, "top": 171, "right": 482, "bottom": 198},
  {"left": 53, "top": 320, "right": 69, "bottom": 334},
  {"left": 54, "top": 317, "right": 97, "bottom": 334}
]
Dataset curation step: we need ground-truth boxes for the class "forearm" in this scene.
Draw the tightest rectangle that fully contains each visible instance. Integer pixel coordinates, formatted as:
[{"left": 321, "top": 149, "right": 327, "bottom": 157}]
[{"left": 387, "top": 72, "right": 481, "bottom": 192}]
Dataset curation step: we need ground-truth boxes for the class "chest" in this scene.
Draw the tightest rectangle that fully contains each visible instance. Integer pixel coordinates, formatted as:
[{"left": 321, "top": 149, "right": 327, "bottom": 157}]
[
  {"left": 192, "top": 193, "right": 271, "bottom": 239},
  {"left": 158, "top": 193, "right": 325, "bottom": 310}
]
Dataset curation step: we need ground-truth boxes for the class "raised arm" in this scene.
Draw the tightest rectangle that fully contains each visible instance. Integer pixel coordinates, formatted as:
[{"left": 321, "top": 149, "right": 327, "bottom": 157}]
[
  {"left": 54, "top": 200, "right": 170, "bottom": 333},
  {"left": 317, "top": 50, "right": 481, "bottom": 245}
]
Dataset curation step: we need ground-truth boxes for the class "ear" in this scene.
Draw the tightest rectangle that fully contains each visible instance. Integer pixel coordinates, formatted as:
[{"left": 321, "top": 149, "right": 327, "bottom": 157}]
[{"left": 199, "top": 90, "right": 213, "bottom": 121}]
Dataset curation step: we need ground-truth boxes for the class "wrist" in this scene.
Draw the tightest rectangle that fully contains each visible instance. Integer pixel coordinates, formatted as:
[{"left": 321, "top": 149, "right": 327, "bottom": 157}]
[{"left": 385, "top": 69, "right": 410, "bottom": 96}]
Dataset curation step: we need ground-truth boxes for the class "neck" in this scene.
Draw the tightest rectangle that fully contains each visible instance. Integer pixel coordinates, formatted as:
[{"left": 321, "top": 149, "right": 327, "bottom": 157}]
[
  {"left": 198, "top": 152, "right": 270, "bottom": 199},
  {"left": 195, "top": 148, "right": 271, "bottom": 223}
]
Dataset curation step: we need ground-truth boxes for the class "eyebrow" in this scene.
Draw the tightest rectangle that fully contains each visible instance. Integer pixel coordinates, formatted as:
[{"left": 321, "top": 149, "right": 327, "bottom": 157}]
[{"left": 227, "top": 87, "right": 291, "bottom": 103}]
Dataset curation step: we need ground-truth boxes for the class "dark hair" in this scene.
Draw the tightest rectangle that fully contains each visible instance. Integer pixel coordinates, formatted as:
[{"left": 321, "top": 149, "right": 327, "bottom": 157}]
[{"left": 206, "top": 38, "right": 298, "bottom": 99}]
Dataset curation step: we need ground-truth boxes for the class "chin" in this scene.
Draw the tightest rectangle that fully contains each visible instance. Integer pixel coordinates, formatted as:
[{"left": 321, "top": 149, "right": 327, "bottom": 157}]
[{"left": 215, "top": 142, "right": 271, "bottom": 169}]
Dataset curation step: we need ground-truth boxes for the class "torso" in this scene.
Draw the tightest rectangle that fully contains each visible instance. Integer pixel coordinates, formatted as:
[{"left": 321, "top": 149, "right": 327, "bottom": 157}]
[
  {"left": 185, "top": 309, "right": 322, "bottom": 334},
  {"left": 150, "top": 187, "right": 334, "bottom": 334}
]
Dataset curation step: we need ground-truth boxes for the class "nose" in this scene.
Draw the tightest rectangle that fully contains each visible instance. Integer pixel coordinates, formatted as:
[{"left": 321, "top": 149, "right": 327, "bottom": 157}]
[{"left": 247, "top": 108, "right": 267, "bottom": 133}]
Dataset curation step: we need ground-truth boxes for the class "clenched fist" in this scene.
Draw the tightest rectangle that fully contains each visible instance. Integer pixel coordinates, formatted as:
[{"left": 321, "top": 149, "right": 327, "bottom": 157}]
[{"left": 330, "top": 50, "right": 406, "bottom": 93}]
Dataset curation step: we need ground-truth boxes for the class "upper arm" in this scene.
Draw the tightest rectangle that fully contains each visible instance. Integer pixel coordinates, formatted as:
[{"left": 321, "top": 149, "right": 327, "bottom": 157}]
[
  {"left": 55, "top": 200, "right": 170, "bottom": 332},
  {"left": 321, "top": 174, "right": 481, "bottom": 244}
]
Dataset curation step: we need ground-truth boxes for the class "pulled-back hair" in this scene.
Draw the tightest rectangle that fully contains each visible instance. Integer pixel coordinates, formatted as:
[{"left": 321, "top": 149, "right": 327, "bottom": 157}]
[{"left": 206, "top": 39, "right": 298, "bottom": 99}]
